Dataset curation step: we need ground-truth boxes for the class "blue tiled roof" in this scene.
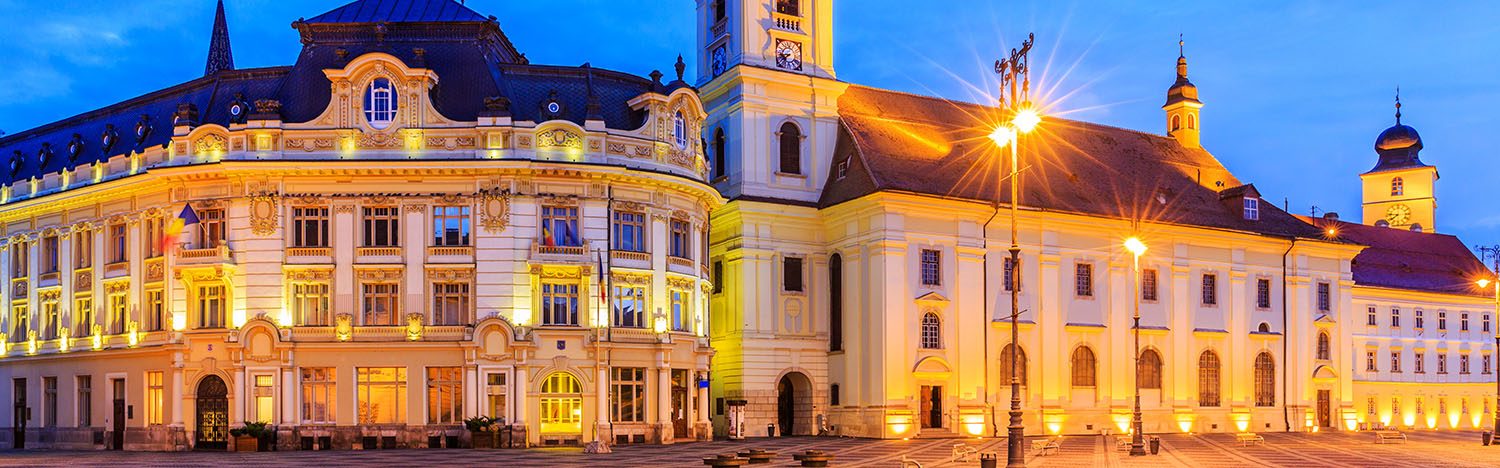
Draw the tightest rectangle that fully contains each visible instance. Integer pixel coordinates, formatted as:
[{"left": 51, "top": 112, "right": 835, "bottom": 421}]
[{"left": 305, "top": 0, "right": 488, "bottom": 24}]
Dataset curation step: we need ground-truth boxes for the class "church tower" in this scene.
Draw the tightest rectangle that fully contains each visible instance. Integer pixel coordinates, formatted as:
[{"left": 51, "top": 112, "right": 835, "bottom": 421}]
[
  {"left": 697, "top": 0, "right": 847, "bottom": 202},
  {"left": 1162, "top": 37, "right": 1202, "bottom": 148},
  {"left": 1360, "top": 91, "right": 1438, "bottom": 232}
]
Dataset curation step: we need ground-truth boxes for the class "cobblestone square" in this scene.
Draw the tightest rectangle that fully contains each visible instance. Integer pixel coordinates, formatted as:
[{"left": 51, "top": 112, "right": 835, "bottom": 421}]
[{"left": 2, "top": 431, "right": 1499, "bottom": 467}]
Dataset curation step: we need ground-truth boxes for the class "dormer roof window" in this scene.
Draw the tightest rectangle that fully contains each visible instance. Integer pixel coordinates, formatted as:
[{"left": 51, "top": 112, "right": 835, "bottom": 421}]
[{"left": 1243, "top": 196, "right": 1260, "bottom": 221}]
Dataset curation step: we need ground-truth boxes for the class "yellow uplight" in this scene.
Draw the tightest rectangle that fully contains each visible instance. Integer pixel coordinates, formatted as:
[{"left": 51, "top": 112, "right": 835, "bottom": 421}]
[
  {"left": 0, "top": 333, "right": 7, "bottom": 356},
  {"left": 1124, "top": 237, "right": 1147, "bottom": 256},
  {"left": 126, "top": 322, "right": 139, "bottom": 347},
  {"left": 26, "top": 330, "right": 38, "bottom": 355},
  {"left": 1012, "top": 107, "right": 1042, "bottom": 134},
  {"left": 171, "top": 313, "right": 187, "bottom": 332},
  {"left": 57, "top": 329, "right": 70, "bottom": 352},
  {"left": 988, "top": 125, "right": 1012, "bottom": 148}
]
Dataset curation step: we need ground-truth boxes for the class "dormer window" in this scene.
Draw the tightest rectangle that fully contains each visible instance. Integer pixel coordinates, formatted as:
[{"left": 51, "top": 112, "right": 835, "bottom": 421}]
[
  {"left": 1242, "top": 197, "right": 1260, "bottom": 221},
  {"left": 364, "top": 78, "right": 398, "bottom": 130},
  {"left": 673, "top": 111, "right": 688, "bottom": 150}
]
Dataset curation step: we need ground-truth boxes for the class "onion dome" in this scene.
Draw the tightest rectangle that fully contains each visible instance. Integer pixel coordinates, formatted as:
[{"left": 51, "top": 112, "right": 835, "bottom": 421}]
[
  {"left": 1369, "top": 89, "right": 1428, "bottom": 173},
  {"left": 1164, "top": 38, "right": 1199, "bottom": 107}
]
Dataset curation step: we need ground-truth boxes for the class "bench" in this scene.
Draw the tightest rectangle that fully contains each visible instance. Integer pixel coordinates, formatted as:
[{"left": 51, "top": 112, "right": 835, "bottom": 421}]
[
  {"left": 1116, "top": 437, "right": 1133, "bottom": 451},
  {"left": 1031, "top": 438, "right": 1061, "bottom": 455},
  {"left": 952, "top": 443, "right": 978, "bottom": 462},
  {"left": 1234, "top": 433, "right": 1265, "bottom": 446},
  {"left": 1374, "top": 431, "right": 1406, "bottom": 444}
]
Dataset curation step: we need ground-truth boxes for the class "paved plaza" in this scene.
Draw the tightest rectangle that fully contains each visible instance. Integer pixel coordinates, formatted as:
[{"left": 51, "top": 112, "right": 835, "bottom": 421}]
[{"left": 2, "top": 431, "right": 1499, "bottom": 467}]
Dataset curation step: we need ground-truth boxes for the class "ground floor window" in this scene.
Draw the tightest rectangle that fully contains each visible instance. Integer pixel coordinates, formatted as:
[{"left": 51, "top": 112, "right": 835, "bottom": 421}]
[
  {"left": 301, "top": 367, "right": 336, "bottom": 424},
  {"left": 357, "top": 367, "right": 407, "bottom": 424},
  {"left": 427, "top": 367, "right": 463, "bottom": 424},
  {"left": 76, "top": 375, "right": 92, "bottom": 427},
  {"left": 252, "top": 374, "right": 274, "bottom": 423},
  {"left": 539, "top": 372, "right": 582, "bottom": 434},
  {"left": 611, "top": 367, "right": 647, "bottom": 422},
  {"left": 145, "top": 371, "right": 164, "bottom": 425},
  {"left": 43, "top": 377, "right": 57, "bottom": 428},
  {"left": 486, "top": 372, "right": 508, "bottom": 420}
]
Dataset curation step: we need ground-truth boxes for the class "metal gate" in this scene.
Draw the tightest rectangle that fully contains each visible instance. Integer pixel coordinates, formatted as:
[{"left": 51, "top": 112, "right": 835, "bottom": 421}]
[{"left": 195, "top": 376, "right": 229, "bottom": 450}]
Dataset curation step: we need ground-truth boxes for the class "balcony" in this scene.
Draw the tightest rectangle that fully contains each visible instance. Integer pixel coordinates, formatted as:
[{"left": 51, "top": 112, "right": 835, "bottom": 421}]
[
  {"left": 772, "top": 12, "right": 802, "bottom": 32},
  {"left": 531, "top": 241, "right": 591, "bottom": 263},
  {"left": 356, "top": 246, "right": 403, "bottom": 263},
  {"left": 606, "top": 327, "right": 662, "bottom": 344},
  {"left": 38, "top": 271, "right": 59, "bottom": 288},
  {"left": 286, "top": 325, "right": 468, "bottom": 342},
  {"left": 710, "top": 19, "right": 727, "bottom": 39},
  {"left": 177, "top": 244, "right": 233, "bottom": 266},
  {"left": 103, "top": 261, "right": 128, "bottom": 278},
  {"left": 427, "top": 246, "right": 475, "bottom": 264}
]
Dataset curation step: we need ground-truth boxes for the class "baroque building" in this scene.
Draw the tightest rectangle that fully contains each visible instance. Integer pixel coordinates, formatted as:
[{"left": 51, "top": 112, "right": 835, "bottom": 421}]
[
  {"left": 0, "top": 0, "right": 719, "bottom": 450},
  {"left": 699, "top": 0, "right": 1494, "bottom": 439}
]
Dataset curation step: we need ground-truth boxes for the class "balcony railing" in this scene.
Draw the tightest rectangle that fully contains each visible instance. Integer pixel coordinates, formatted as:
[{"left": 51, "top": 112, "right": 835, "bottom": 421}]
[
  {"left": 428, "top": 246, "right": 474, "bottom": 257},
  {"left": 38, "top": 271, "right": 59, "bottom": 287},
  {"left": 772, "top": 12, "right": 802, "bottom": 32},
  {"left": 177, "top": 245, "right": 233, "bottom": 266},
  {"left": 286, "top": 325, "right": 468, "bottom": 342},
  {"left": 287, "top": 247, "right": 333, "bottom": 258},
  {"left": 710, "top": 19, "right": 727, "bottom": 39},
  {"left": 103, "top": 261, "right": 128, "bottom": 278},
  {"left": 668, "top": 256, "right": 695, "bottom": 269},
  {"left": 356, "top": 246, "right": 403, "bottom": 258},
  {"left": 607, "top": 327, "right": 662, "bottom": 344},
  {"left": 612, "top": 250, "right": 651, "bottom": 262},
  {"left": 531, "top": 241, "right": 590, "bottom": 260}
]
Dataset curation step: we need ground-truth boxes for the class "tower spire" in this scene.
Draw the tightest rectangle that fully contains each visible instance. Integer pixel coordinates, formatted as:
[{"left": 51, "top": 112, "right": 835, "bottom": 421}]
[
  {"left": 1394, "top": 86, "right": 1402, "bottom": 124},
  {"left": 205, "top": 0, "right": 235, "bottom": 76},
  {"left": 1176, "top": 34, "right": 1188, "bottom": 79}
]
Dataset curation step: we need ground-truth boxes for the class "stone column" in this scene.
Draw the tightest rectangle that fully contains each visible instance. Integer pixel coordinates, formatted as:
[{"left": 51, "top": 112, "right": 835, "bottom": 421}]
[
  {"left": 595, "top": 364, "right": 610, "bottom": 443},
  {"left": 656, "top": 363, "right": 672, "bottom": 443},
  {"left": 695, "top": 373, "right": 711, "bottom": 441}
]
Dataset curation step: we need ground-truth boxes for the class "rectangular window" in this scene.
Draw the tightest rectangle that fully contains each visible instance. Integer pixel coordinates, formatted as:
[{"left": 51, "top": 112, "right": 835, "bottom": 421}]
[
  {"left": 669, "top": 219, "right": 691, "bottom": 259},
  {"left": 1366, "top": 351, "right": 1376, "bottom": 371},
  {"left": 712, "top": 261, "right": 724, "bottom": 294},
  {"left": 143, "top": 289, "right": 163, "bottom": 332},
  {"left": 1484, "top": 355, "right": 1492, "bottom": 375},
  {"left": 10, "top": 304, "right": 28, "bottom": 338},
  {"left": 611, "top": 367, "right": 646, "bottom": 423},
  {"left": 1367, "top": 306, "right": 1377, "bottom": 326},
  {"left": 1003, "top": 257, "right": 1020, "bottom": 292},
  {"left": 145, "top": 371, "right": 164, "bottom": 425},
  {"left": 540, "top": 206, "right": 580, "bottom": 247},
  {"left": 143, "top": 217, "right": 163, "bottom": 259},
  {"left": 43, "top": 377, "right": 56, "bottom": 428},
  {"left": 1075, "top": 262, "right": 1093, "bottom": 297},
  {"left": 1243, "top": 197, "right": 1259, "bottom": 220},
  {"left": 1390, "top": 352, "right": 1402, "bottom": 373},
  {"left": 105, "top": 224, "right": 124, "bottom": 264},
  {"left": 541, "top": 283, "right": 579, "bottom": 326},
  {"left": 426, "top": 367, "right": 463, "bottom": 424},
  {"left": 253, "top": 374, "right": 274, "bottom": 423},
  {"left": 1416, "top": 310, "right": 1425, "bottom": 329},
  {"left": 1367, "top": 397, "right": 1377, "bottom": 417},
  {"left": 361, "top": 282, "right": 400, "bottom": 326},
  {"left": 1316, "top": 282, "right": 1330, "bottom": 312},
  {"left": 75, "top": 231, "right": 93, "bottom": 268},
  {"left": 74, "top": 297, "right": 93, "bottom": 337},
  {"left": 8, "top": 241, "right": 25, "bottom": 278},
  {"left": 196, "top": 286, "right": 224, "bottom": 329},
  {"left": 1462, "top": 313, "right": 1470, "bottom": 331},
  {"left": 1391, "top": 308, "right": 1401, "bottom": 327},
  {"left": 613, "top": 285, "right": 646, "bottom": 328},
  {"left": 1486, "top": 314, "right": 1493, "bottom": 332},
  {"left": 41, "top": 299, "right": 59, "bottom": 340},
  {"left": 432, "top": 206, "right": 471, "bottom": 247},
  {"left": 356, "top": 367, "right": 406, "bottom": 424},
  {"left": 40, "top": 234, "right": 58, "bottom": 274},
  {"left": 612, "top": 211, "right": 646, "bottom": 252},
  {"left": 920, "top": 249, "right": 941, "bottom": 286},
  {"left": 1256, "top": 278, "right": 1271, "bottom": 309},
  {"left": 1438, "top": 311, "right": 1447, "bottom": 330},
  {"left": 783, "top": 257, "right": 804, "bottom": 292},
  {"left": 292, "top": 207, "right": 330, "bottom": 248},
  {"left": 1201, "top": 273, "right": 1218, "bottom": 306},
  {"left": 108, "top": 292, "right": 129, "bottom": 334},
  {"left": 1141, "top": 268, "right": 1158, "bottom": 301},
  {"left": 1461, "top": 354, "right": 1471, "bottom": 374},
  {"left": 1414, "top": 352, "right": 1425, "bottom": 373},
  {"left": 292, "top": 283, "right": 331, "bottom": 326},
  {"left": 485, "top": 372, "right": 508, "bottom": 420},
  {"left": 362, "top": 206, "right": 401, "bottom": 247},
  {"left": 431, "top": 282, "right": 470, "bottom": 326},
  {"left": 76, "top": 375, "right": 92, "bottom": 427},
  {"left": 300, "top": 367, "right": 336, "bottom": 424},
  {"left": 671, "top": 290, "right": 689, "bottom": 331},
  {"left": 1437, "top": 354, "right": 1447, "bottom": 374},
  {"left": 197, "top": 208, "right": 226, "bottom": 249}
]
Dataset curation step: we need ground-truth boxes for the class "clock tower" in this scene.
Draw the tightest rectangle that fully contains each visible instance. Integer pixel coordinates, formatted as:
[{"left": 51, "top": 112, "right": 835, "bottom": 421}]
[{"left": 1360, "top": 93, "right": 1438, "bottom": 232}]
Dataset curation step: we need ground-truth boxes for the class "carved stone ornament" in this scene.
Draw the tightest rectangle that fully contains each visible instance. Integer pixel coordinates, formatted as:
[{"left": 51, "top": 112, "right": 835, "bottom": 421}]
[
  {"left": 104, "top": 279, "right": 131, "bottom": 294},
  {"left": 666, "top": 276, "right": 697, "bottom": 290},
  {"left": 284, "top": 268, "right": 333, "bottom": 282},
  {"left": 355, "top": 268, "right": 403, "bottom": 282},
  {"left": 74, "top": 271, "right": 93, "bottom": 290},
  {"left": 427, "top": 268, "right": 474, "bottom": 282},
  {"left": 611, "top": 272, "right": 652, "bottom": 286},
  {"left": 335, "top": 313, "right": 353, "bottom": 341},
  {"left": 195, "top": 134, "right": 228, "bottom": 154},
  {"left": 406, "top": 313, "right": 425, "bottom": 341},
  {"left": 535, "top": 129, "right": 583, "bottom": 150},
  {"left": 248, "top": 191, "right": 280, "bottom": 236},
  {"left": 613, "top": 200, "right": 646, "bottom": 212},
  {"left": 477, "top": 189, "right": 511, "bottom": 234},
  {"left": 144, "top": 259, "right": 165, "bottom": 283},
  {"left": 434, "top": 193, "right": 468, "bottom": 205}
]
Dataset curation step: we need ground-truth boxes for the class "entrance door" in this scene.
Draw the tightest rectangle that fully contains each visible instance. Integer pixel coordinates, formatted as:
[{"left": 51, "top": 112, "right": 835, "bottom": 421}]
[
  {"left": 11, "top": 379, "right": 24, "bottom": 449},
  {"left": 671, "top": 370, "right": 689, "bottom": 439},
  {"left": 777, "top": 376, "right": 795, "bottom": 436},
  {"left": 1316, "top": 390, "right": 1332, "bottom": 428},
  {"left": 920, "top": 385, "right": 943, "bottom": 429},
  {"left": 194, "top": 376, "right": 229, "bottom": 450},
  {"left": 111, "top": 379, "right": 125, "bottom": 450}
]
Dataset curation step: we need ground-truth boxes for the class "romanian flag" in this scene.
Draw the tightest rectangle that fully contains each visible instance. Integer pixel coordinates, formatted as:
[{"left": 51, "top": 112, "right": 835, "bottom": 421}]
[
  {"left": 160, "top": 204, "right": 200, "bottom": 254},
  {"left": 597, "top": 251, "right": 608, "bottom": 303},
  {"left": 542, "top": 223, "right": 557, "bottom": 247}
]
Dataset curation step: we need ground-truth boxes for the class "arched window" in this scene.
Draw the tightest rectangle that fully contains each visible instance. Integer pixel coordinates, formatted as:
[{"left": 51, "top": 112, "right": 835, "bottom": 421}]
[
  {"left": 1187, "top": 113, "right": 1197, "bottom": 129},
  {"left": 920, "top": 312, "right": 941, "bottom": 349},
  {"left": 1171, "top": 114, "right": 1182, "bottom": 131},
  {"left": 673, "top": 112, "right": 688, "bottom": 150},
  {"left": 1198, "top": 350, "right": 1221, "bottom": 407},
  {"left": 1137, "top": 349, "right": 1163, "bottom": 390},
  {"left": 778, "top": 122, "right": 801, "bottom": 175},
  {"left": 829, "top": 253, "right": 843, "bottom": 352},
  {"left": 1071, "top": 346, "right": 1097, "bottom": 387},
  {"left": 1316, "top": 332, "right": 1331, "bottom": 360},
  {"left": 1000, "top": 343, "right": 1027, "bottom": 386},
  {"left": 364, "top": 78, "right": 398, "bottom": 130},
  {"left": 1257, "top": 322, "right": 1271, "bottom": 333},
  {"left": 1391, "top": 177, "right": 1404, "bottom": 196},
  {"left": 713, "top": 127, "right": 726, "bottom": 179},
  {"left": 775, "top": 0, "right": 800, "bottom": 16},
  {"left": 1254, "top": 352, "right": 1276, "bottom": 407},
  {"left": 712, "top": 0, "right": 727, "bottom": 21},
  {"left": 539, "top": 372, "right": 583, "bottom": 434}
]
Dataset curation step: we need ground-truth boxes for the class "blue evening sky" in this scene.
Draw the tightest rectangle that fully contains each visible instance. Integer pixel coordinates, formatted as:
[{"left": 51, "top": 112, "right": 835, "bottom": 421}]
[{"left": 1, "top": 1, "right": 1497, "bottom": 252}]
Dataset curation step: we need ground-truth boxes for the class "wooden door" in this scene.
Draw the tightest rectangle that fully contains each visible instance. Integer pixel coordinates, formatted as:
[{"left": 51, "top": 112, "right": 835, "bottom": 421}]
[
  {"left": 671, "top": 371, "right": 689, "bottom": 438},
  {"left": 920, "top": 385, "right": 943, "bottom": 429},
  {"left": 111, "top": 378, "right": 124, "bottom": 450},
  {"left": 12, "top": 379, "right": 24, "bottom": 449},
  {"left": 1316, "top": 390, "right": 1332, "bottom": 428}
]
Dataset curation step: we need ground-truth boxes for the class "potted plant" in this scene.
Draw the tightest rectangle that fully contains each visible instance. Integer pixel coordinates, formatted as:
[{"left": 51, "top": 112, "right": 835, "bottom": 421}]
[
  {"left": 230, "top": 421, "right": 269, "bottom": 452},
  {"left": 465, "top": 416, "right": 496, "bottom": 449}
]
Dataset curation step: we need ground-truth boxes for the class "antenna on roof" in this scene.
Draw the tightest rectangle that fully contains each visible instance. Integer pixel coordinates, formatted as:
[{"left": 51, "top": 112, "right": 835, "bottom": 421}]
[{"left": 1310, "top": 205, "right": 1320, "bottom": 217}]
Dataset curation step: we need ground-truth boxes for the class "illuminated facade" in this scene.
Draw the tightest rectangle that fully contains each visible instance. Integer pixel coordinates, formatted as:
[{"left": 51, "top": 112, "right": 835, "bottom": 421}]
[
  {"left": 0, "top": 0, "right": 718, "bottom": 451},
  {"left": 700, "top": 0, "right": 1495, "bottom": 439}
]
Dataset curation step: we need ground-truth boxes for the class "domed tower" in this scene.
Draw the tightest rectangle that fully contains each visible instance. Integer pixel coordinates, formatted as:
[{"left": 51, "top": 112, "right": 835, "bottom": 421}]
[
  {"left": 1360, "top": 90, "right": 1438, "bottom": 232},
  {"left": 1162, "top": 36, "right": 1202, "bottom": 148}
]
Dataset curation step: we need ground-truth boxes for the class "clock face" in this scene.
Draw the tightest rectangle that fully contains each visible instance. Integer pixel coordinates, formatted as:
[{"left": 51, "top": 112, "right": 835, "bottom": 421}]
[
  {"left": 711, "top": 46, "right": 728, "bottom": 76},
  {"left": 775, "top": 39, "right": 802, "bottom": 71},
  {"left": 1386, "top": 204, "right": 1411, "bottom": 225}
]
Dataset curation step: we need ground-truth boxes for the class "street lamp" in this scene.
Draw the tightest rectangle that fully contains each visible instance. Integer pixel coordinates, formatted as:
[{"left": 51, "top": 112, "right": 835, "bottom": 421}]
[
  {"left": 994, "top": 32, "right": 1036, "bottom": 468},
  {"left": 1479, "top": 244, "right": 1500, "bottom": 441},
  {"left": 1124, "top": 237, "right": 1148, "bottom": 456}
]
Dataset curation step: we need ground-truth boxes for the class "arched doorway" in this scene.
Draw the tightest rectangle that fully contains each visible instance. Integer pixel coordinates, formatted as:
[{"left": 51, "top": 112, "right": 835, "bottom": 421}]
[
  {"left": 776, "top": 372, "right": 812, "bottom": 436},
  {"left": 195, "top": 375, "right": 229, "bottom": 450},
  {"left": 538, "top": 372, "right": 583, "bottom": 436}
]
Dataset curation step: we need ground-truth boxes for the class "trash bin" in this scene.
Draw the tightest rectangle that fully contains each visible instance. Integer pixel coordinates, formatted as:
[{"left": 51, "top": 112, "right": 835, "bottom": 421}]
[
  {"left": 1149, "top": 436, "right": 1160, "bottom": 455},
  {"left": 1484, "top": 431, "right": 1492, "bottom": 446},
  {"left": 768, "top": 424, "right": 776, "bottom": 438},
  {"left": 979, "top": 452, "right": 998, "bottom": 468}
]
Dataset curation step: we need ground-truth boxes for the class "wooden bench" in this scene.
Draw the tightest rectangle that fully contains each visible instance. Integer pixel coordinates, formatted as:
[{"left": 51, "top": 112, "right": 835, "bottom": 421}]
[
  {"left": 1031, "top": 438, "right": 1061, "bottom": 455},
  {"left": 1234, "top": 433, "right": 1265, "bottom": 446},
  {"left": 1374, "top": 431, "right": 1406, "bottom": 444}
]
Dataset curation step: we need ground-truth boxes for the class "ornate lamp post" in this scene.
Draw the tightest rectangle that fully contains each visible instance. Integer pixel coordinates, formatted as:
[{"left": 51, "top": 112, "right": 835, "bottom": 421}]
[
  {"left": 1124, "top": 237, "right": 1148, "bottom": 456},
  {"left": 1477, "top": 244, "right": 1500, "bottom": 440},
  {"left": 993, "top": 33, "right": 1038, "bottom": 468}
]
